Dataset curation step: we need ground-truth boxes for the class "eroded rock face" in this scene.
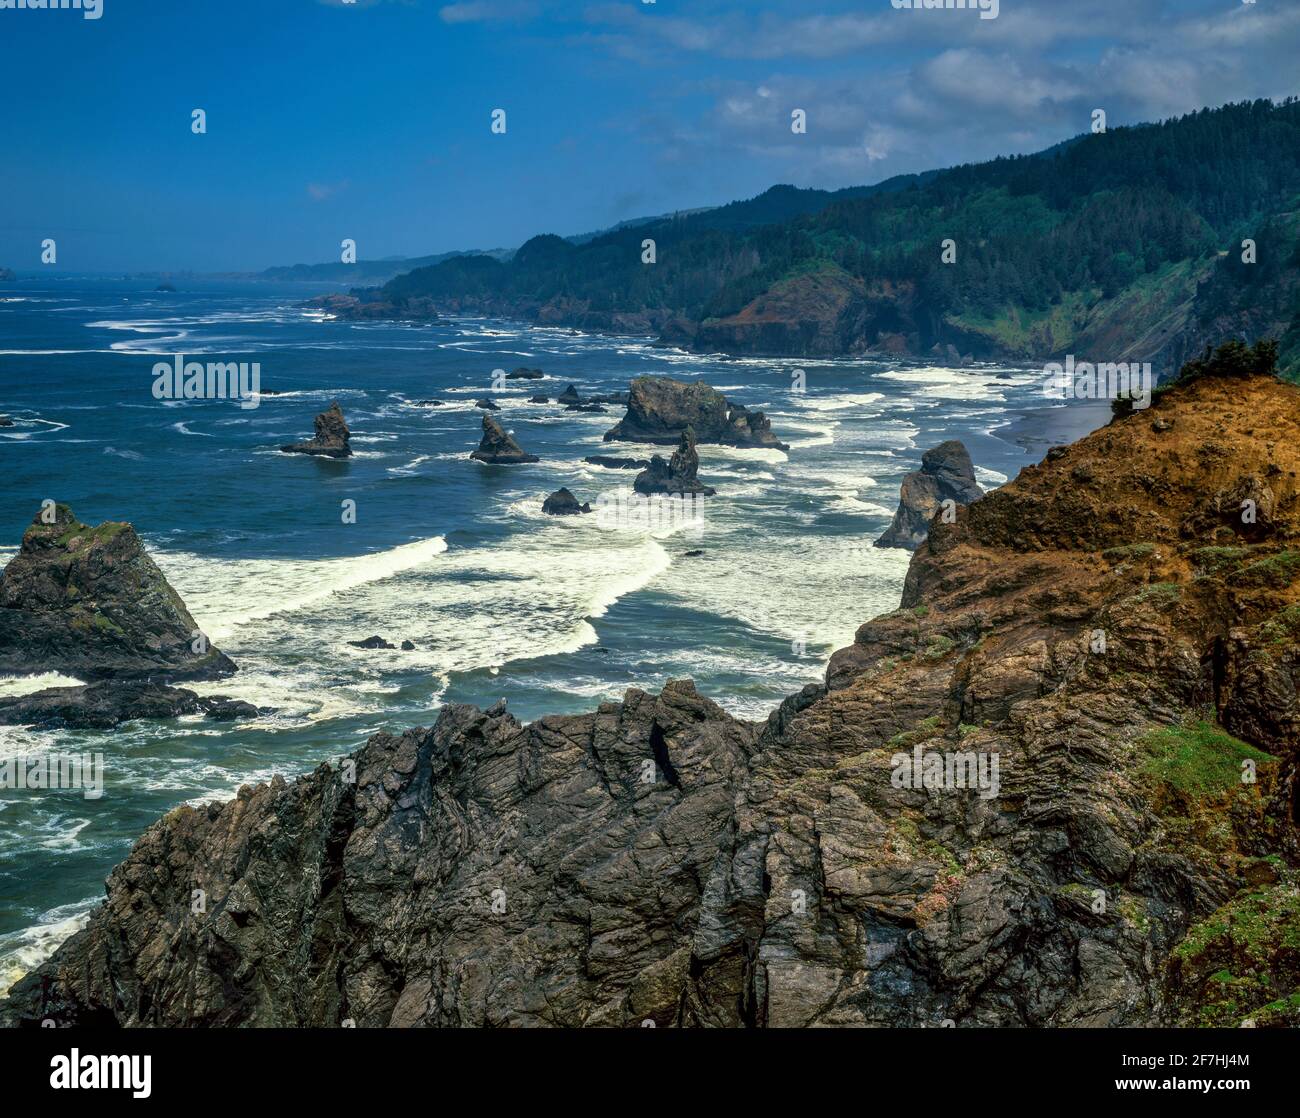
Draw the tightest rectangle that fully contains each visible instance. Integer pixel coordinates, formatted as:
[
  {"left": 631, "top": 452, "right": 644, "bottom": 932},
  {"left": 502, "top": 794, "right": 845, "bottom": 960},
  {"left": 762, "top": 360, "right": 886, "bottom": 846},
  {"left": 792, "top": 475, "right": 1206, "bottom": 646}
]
[
  {"left": 469, "top": 414, "right": 539, "bottom": 465},
  {"left": 0, "top": 505, "right": 235, "bottom": 682},
  {"left": 876, "top": 440, "right": 982, "bottom": 550},
  {"left": 280, "top": 402, "right": 352, "bottom": 458},
  {"left": 633, "top": 429, "right": 716, "bottom": 497},
  {"left": 5, "top": 372, "right": 1300, "bottom": 1028},
  {"left": 605, "top": 376, "right": 789, "bottom": 451}
]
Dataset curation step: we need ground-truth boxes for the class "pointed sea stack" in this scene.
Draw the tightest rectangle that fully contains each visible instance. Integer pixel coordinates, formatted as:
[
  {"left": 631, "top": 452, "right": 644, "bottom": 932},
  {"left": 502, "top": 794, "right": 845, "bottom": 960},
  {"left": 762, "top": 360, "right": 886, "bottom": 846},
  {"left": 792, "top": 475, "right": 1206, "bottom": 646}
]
[
  {"left": 0, "top": 504, "right": 235, "bottom": 681},
  {"left": 280, "top": 401, "right": 352, "bottom": 458},
  {"left": 633, "top": 428, "right": 716, "bottom": 496},
  {"left": 470, "top": 413, "right": 540, "bottom": 464},
  {"left": 875, "top": 440, "right": 982, "bottom": 550}
]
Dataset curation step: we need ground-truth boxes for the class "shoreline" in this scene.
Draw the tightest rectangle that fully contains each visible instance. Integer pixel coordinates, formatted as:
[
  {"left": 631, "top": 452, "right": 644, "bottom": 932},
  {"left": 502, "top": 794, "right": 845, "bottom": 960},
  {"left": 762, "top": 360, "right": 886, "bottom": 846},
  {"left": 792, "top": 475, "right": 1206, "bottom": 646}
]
[{"left": 990, "top": 398, "right": 1114, "bottom": 458}]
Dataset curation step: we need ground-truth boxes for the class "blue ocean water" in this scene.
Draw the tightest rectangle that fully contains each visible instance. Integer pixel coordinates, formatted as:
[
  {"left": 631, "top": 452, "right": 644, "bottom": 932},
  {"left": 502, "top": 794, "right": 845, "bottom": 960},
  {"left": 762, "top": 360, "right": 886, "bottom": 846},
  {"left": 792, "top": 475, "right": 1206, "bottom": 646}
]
[{"left": 0, "top": 275, "right": 1056, "bottom": 990}]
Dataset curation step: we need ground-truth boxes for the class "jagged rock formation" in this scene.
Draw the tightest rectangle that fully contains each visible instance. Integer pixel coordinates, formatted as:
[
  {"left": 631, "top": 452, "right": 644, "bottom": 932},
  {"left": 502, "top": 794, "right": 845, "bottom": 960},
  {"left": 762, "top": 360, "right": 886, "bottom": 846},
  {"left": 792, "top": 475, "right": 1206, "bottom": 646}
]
[
  {"left": 558, "top": 384, "right": 582, "bottom": 406},
  {"left": 469, "top": 414, "right": 539, "bottom": 465},
  {"left": 0, "top": 505, "right": 234, "bottom": 681},
  {"left": 605, "top": 377, "right": 789, "bottom": 451},
  {"left": 542, "top": 488, "right": 591, "bottom": 515},
  {"left": 633, "top": 430, "right": 717, "bottom": 497},
  {"left": 280, "top": 402, "right": 352, "bottom": 458},
  {"left": 0, "top": 682, "right": 256, "bottom": 730},
  {"left": 875, "top": 440, "right": 983, "bottom": 550},
  {"left": 6, "top": 369, "right": 1300, "bottom": 1028}
]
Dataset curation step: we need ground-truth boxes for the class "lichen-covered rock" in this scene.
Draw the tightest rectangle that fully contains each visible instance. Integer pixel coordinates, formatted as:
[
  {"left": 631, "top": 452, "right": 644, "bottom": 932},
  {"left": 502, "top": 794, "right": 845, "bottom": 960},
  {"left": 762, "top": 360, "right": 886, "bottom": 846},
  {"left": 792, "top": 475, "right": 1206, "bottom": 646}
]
[{"left": 0, "top": 505, "right": 234, "bottom": 681}]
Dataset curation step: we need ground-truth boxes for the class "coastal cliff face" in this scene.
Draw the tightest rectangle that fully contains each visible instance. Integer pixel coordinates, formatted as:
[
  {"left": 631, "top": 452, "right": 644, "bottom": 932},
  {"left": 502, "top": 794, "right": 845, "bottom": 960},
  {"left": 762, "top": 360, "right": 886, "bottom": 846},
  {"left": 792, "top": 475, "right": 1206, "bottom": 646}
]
[{"left": 5, "top": 373, "right": 1300, "bottom": 1028}]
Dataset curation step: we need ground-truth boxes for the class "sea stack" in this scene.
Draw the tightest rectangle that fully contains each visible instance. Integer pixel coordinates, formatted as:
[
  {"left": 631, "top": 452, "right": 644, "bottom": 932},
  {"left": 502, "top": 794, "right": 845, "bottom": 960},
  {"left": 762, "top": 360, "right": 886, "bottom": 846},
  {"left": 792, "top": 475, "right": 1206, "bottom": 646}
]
[
  {"left": 633, "top": 429, "right": 716, "bottom": 496},
  {"left": 542, "top": 488, "right": 592, "bottom": 516},
  {"left": 280, "top": 401, "right": 352, "bottom": 458},
  {"left": 470, "top": 413, "right": 540, "bottom": 464},
  {"left": 605, "top": 375, "right": 788, "bottom": 451},
  {"left": 0, "top": 504, "right": 235, "bottom": 681},
  {"left": 875, "top": 440, "right": 982, "bottom": 550}
]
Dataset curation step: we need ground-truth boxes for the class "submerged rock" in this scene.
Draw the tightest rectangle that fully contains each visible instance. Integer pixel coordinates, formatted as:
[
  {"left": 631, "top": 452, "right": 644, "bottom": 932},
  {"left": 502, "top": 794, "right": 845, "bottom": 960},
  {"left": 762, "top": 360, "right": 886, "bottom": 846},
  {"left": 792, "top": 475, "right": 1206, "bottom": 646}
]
[
  {"left": 633, "top": 429, "right": 716, "bottom": 496},
  {"left": 474, "top": 397, "right": 500, "bottom": 411},
  {"left": 280, "top": 401, "right": 352, "bottom": 458},
  {"left": 348, "top": 635, "right": 395, "bottom": 650},
  {"left": 0, "top": 504, "right": 234, "bottom": 681},
  {"left": 541, "top": 488, "right": 591, "bottom": 516},
  {"left": 0, "top": 415, "right": 13, "bottom": 427},
  {"left": 507, "top": 367, "right": 545, "bottom": 380},
  {"left": 605, "top": 375, "right": 789, "bottom": 450},
  {"left": 875, "top": 440, "right": 982, "bottom": 550},
  {"left": 528, "top": 395, "right": 550, "bottom": 404},
  {"left": 469, "top": 414, "right": 539, "bottom": 465}
]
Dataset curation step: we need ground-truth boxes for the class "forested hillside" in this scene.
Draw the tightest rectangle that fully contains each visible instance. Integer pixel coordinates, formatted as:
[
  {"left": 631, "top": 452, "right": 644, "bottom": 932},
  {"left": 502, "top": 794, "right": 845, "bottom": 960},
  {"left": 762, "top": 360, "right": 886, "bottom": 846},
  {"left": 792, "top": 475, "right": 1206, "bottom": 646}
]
[{"left": 375, "top": 99, "right": 1300, "bottom": 377}]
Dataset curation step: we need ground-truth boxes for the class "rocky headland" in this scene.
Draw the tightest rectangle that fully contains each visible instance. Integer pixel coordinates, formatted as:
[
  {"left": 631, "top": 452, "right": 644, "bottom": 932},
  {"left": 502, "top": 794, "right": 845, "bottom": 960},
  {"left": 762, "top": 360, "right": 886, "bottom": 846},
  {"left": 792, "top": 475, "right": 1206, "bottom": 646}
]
[
  {"left": 305, "top": 293, "right": 438, "bottom": 322},
  {"left": 604, "top": 376, "right": 789, "bottom": 451},
  {"left": 280, "top": 402, "right": 352, "bottom": 458},
  {"left": 5, "top": 346, "right": 1299, "bottom": 1028},
  {"left": 875, "top": 440, "right": 983, "bottom": 550},
  {"left": 469, "top": 414, "right": 539, "bottom": 465}
]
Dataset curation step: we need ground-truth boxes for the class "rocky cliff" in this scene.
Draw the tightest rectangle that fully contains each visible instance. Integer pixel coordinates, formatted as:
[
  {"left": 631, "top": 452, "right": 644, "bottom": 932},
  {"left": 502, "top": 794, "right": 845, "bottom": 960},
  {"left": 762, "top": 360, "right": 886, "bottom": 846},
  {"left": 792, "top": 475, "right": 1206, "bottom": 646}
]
[{"left": 5, "top": 368, "right": 1299, "bottom": 1028}]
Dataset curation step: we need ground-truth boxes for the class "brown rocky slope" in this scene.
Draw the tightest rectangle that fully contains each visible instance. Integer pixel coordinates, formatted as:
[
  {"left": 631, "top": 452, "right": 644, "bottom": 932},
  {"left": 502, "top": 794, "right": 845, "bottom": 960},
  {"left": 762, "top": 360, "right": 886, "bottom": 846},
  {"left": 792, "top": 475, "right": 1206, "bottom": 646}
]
[{"left": 4, "top": 369, "right": 1299, "bottom": 1028}]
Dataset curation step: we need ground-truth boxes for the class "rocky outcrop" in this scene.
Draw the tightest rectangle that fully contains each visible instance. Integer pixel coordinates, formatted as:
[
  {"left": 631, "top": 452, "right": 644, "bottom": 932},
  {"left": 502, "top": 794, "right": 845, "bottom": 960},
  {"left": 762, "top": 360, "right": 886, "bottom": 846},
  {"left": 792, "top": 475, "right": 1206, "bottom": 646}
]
[
  {"left": 469, "top": 414, "right": 539, "bottom": 465},
  {"left": 305, "top": 293, "right": 438, "bottom": 322},
  {"left": 542, "top": 488, "right": 591, "bottom": 516},
  {"left": 605, "top": 376, "right": 789, "bottom": 451},
  {"left": 557, "top": 385, "right": 582, "bottom": 406},
  {"left": 0, "top": 682, "right": 257, "bottom": 730},
  {"left": 6, "top": 366, "right": 1300, "bottom": 1029},
  {"left": 0, "top": 505, "right": 234, "bottom": 682},
  {"left": 348, "top": 635, "right": 396, "bottom": 650},
  {"left": 875, "top": 440, "right": 982, "bottom": 550},
  {"left": 474, "top": 398, "right": 500, "bottom": 411},
  {"left": 585, "top": 455, "right": 649, "bottom": 470},
  {"left": 0, "top": 415, "right": 13, "bottom": 427},
  {"left": 507, "top": 368, "right": 544, "bottom": 380},
  {"left": 633, "top": 430, "right": 716, "bottom": 497},
  {"left": 280, "top": 402, "right": 352, "bottom": 458}
]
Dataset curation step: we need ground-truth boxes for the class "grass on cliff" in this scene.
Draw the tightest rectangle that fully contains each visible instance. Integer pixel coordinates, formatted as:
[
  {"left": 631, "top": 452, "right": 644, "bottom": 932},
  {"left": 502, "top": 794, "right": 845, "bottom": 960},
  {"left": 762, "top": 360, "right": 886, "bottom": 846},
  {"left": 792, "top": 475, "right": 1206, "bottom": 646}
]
[{"left": 1138, "top": 721, "right": 1274, "bottom": 799}]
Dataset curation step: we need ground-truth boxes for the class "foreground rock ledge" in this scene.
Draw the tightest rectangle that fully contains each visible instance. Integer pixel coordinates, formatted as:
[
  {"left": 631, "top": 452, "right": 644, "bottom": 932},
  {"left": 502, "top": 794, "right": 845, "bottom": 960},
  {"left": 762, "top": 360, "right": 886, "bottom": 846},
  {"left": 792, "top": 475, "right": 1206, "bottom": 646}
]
[{"left": 5, "top": 372, "right": 1300, "bottom": 1027}]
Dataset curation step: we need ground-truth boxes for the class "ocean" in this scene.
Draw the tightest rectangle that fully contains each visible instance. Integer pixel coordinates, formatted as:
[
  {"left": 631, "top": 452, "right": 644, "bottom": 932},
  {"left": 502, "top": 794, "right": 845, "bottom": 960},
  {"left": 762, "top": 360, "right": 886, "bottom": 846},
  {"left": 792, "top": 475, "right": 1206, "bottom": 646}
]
[{"left": 0, "top": 275, "right": 1064, "bottom": 993}]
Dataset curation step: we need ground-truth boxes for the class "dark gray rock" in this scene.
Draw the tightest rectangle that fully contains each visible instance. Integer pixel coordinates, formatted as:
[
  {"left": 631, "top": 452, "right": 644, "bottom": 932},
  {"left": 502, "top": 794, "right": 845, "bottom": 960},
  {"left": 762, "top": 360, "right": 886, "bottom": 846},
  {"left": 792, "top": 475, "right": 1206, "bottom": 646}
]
[
  {"left": 605, "top": 376, "right": 788, "bottom": 450},
  {"left": 875, "top": 440, "right": 982, "bottom": 550},
  {"left": 633, "top": 429, "right": 716, "bottom": 496},
  {"left": 0, "top": 681, "right": 256, "bottom": 730},
  {"left": 348, "top": 635, "right": 395, "bottom": 650},
  {"left": 280, "top": 402, "right": 352, "bottom": 458},
  {"left": 584, "top": 455, "right": 650, "bottom": 470},
  {"left": 470, "top": 414, "right": 539, "bottom": 465},
  {"left": 542, "top": 488, "right": 591, "bottom": 516}
]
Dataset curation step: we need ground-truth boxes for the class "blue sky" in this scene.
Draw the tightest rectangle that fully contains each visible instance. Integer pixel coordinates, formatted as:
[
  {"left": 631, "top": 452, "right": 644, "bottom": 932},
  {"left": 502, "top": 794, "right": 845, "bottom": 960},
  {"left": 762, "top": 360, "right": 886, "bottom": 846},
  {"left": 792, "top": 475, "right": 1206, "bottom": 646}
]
[{"left": 1, "top": 0, "right": 1297, "bottom": 272}]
